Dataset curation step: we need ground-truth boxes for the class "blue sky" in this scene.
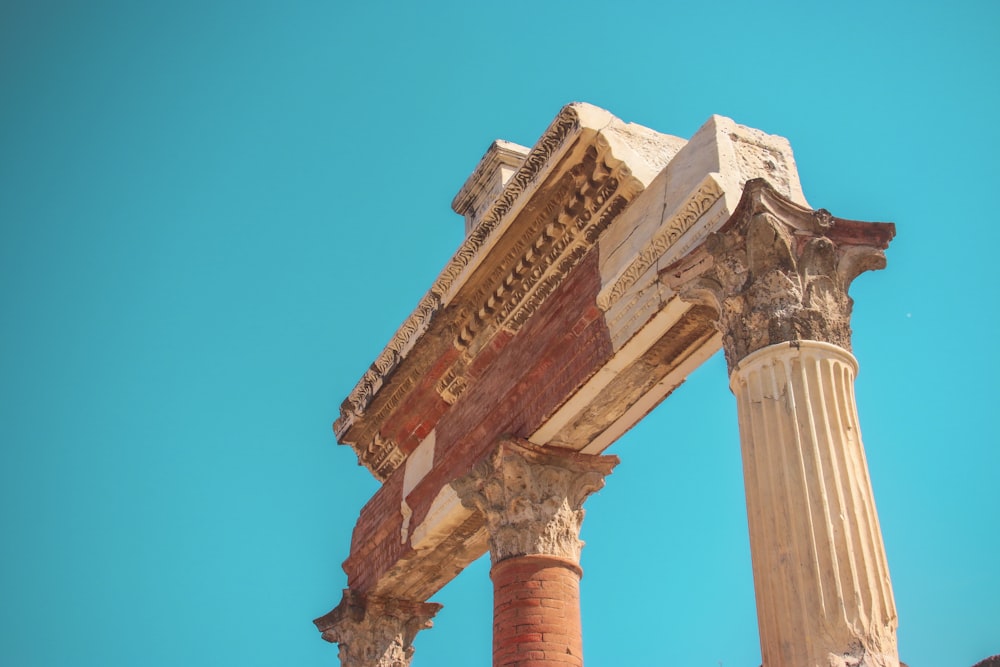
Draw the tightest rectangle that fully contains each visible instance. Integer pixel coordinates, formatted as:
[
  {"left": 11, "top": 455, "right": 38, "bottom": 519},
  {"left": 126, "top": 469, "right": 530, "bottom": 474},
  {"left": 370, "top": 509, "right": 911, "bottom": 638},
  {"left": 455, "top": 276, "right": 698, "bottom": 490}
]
[{"left": 1, "top": 1, "right": 998, "bottom": 665}]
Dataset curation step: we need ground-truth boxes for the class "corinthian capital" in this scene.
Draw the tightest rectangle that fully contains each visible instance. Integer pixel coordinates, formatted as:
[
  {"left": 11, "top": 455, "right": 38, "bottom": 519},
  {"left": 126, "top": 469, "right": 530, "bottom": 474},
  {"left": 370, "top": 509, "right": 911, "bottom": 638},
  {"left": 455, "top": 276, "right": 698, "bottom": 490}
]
[
  {"left": 314, "top": 590, "right": 442, "bottom": 667},
  {"left": 452, "top": 437, "right": 618, "bottom": 564},
  {"left": 665, "top": 179, "right": 895, "bottom": 373}
]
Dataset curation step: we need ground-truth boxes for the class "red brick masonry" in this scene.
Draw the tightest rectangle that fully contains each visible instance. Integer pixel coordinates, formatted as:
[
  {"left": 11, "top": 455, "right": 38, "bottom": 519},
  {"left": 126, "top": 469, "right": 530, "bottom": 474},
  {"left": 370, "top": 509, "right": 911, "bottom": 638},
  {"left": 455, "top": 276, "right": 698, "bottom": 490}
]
[{"left": 491, "top": 554, "right": 585, "bottom": 667}]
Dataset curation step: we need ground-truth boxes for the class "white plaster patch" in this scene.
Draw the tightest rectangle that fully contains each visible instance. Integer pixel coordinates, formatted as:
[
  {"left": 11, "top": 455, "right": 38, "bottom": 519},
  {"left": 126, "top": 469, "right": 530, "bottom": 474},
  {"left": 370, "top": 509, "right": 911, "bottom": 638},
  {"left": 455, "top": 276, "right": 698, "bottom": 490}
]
[{"left": 403, "top": 430, "right": 435, "bottom": 499}]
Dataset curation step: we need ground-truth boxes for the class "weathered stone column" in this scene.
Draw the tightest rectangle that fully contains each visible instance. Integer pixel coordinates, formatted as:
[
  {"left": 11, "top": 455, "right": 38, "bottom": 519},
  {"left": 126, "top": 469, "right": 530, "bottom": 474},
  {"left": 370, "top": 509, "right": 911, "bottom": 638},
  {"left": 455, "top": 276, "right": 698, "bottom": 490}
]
[
  {"left": 667, "top": 179, "right": 899, "bottom": 666},
  {"left": 453, "top": 438, "right": 617, "bottom": 667},
  {"left": 313, "top": 589, "right": 442, "bottom": 667}
]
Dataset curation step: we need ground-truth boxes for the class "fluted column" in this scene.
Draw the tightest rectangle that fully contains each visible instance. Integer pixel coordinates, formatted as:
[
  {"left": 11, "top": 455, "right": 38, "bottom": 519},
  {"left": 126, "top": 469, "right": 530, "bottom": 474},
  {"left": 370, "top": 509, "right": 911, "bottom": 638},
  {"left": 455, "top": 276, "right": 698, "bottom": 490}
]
[
  {"left": 733, "top": 341, "right": 897, "bottom": 665},
  {"left": 314, "top": 589, "right": 442, "bottom": 667},
  {"left": 666, "top": 179, "right": 899, "bottom": 667},
  {"left": 453, "top": 438, "right": 617, "bottom": 667}
]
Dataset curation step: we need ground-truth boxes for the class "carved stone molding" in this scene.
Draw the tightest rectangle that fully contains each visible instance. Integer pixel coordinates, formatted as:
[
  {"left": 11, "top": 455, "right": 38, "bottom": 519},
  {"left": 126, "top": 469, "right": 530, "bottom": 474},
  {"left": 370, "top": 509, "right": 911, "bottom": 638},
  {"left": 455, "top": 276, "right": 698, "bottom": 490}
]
[
  {"left": 455, "top": 142, "right": 638, "bottom": 354},
  {"left": 338, "top": 106, "right": 583, "bottom": 432},
  {"left": 335, "top": 105, "right": 649, "bottom": 481},
  {"left": 664, "top": 178, "right": 895, "bottom": 373},
  {"left": 597, "top": 173, "right": 725, "bottom": 311},
  {"left": 451, "top": 437, "right": 618, "bottom": 564},
  {"left": 314, "top": 589, "right": 442, "bottom": 667},
  {"left": 338, "top": 295, "right": 440, "bottom": 439}
]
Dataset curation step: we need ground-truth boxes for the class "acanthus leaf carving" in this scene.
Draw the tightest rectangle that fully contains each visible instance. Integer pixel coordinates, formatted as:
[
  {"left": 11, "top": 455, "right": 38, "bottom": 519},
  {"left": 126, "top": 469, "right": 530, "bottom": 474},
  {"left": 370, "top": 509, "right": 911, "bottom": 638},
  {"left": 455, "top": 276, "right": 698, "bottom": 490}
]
[
  {"left": 314, "top": 589, "right": 442, "bottom": 667},
  {"left": 451, "top": 437, "right": 618, "bottom": 564},
  {"left": 664, "top": 178, "right": 895, "bottom": 373}
]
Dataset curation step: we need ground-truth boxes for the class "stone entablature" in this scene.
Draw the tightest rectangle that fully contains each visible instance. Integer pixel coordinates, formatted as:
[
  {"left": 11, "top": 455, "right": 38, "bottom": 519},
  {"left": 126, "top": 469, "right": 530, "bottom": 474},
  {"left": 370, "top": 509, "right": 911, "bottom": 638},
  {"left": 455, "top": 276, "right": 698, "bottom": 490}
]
[
  {"left": 335, "top": 104, "right": 808, "bottom": 483},
  {"left": 333, "top": 104, "right": 673, "bottom": 480},
  {"left": 330, "top": 102, "right": 819, "bottom": 604}
]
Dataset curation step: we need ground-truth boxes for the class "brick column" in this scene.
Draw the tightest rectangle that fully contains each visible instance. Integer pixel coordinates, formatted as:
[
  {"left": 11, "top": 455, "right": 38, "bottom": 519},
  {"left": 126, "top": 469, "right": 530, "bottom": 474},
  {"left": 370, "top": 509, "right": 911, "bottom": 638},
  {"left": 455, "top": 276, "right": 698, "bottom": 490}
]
[
  {"left": 313, "top": 589, "right": 442, "bottom": 667},
  {"left": 667, "top": 179, "right": 900, "bottom": 667},
  {"left": 453, "top": 438, "right": 617, "bottom": 667}
]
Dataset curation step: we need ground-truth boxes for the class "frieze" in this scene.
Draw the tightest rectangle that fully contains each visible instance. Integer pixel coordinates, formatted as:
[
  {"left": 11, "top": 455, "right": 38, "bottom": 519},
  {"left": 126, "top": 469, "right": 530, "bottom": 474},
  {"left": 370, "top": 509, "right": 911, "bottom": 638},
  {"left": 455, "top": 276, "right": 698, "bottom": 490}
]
[
  {"left": 605, "top": 283, "right": 662, "bottom": 347},
  {"left": 353, "top": 134, "right": 642, "bottom": 480}
]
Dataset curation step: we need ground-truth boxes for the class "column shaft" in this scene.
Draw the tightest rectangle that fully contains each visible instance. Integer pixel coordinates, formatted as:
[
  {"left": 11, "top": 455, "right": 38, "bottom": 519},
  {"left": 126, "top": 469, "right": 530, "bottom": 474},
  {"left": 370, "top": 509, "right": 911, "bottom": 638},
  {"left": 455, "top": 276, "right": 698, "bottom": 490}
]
[
  {"left": 491, "top": 555, "right": 584, "bottom": 667},
  {"left": 731, "top": 341, "right": 897, "bottom": 666}
]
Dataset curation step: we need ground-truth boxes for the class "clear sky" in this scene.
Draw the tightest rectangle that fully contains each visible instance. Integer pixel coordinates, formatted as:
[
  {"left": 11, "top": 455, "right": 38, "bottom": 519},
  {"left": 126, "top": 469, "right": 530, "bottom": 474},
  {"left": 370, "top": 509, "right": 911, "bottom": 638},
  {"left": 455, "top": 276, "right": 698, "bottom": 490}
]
[{"left": 1, "top": 1, "right": 998, "bottom": 665}]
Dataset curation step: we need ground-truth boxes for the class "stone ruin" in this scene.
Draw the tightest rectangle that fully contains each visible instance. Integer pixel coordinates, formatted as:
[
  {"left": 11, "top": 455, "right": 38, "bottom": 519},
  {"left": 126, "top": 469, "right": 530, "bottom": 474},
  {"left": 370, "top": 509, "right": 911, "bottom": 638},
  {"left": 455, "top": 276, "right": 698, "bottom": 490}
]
[{"left": 314, "top": 103, "right": 902, "bottom": 667}]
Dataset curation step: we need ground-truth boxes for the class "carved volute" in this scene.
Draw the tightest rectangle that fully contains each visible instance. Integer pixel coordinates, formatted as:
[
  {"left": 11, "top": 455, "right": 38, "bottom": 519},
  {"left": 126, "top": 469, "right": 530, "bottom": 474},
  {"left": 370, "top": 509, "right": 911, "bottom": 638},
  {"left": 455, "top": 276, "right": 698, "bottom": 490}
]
[{"left": 664, "top": 178, "right": 895, "bottom": 372}]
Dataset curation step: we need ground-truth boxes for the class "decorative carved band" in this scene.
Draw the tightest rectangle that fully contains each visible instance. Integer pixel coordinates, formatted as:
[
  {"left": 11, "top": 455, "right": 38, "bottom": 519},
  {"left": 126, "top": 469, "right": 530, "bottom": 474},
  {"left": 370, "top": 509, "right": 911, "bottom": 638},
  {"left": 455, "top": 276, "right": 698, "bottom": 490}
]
[
  {"left": 339, "top": 106, "right": 583, "bottom": 428},
  {"left": 438, "top": 108, "right": 583, "bottom": 299},
  {"left": 664, "top": 179, "right": 895, "bottom": 373},
  {"left": 597, "top": 173, "right": 725, "bottom": 311},
  {"left": 455, "top": 144, "right": 634, "bottom": 352},
  {"left": 452, "top": 437, "right": 618, "bottom": 564}
]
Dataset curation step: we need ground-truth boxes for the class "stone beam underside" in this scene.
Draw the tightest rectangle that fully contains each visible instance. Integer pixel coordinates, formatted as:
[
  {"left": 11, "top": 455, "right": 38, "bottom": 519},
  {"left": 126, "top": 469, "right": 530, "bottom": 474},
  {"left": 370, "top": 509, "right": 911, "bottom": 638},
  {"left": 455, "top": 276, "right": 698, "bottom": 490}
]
[{"left": 329, "top": 103, "right": 810, "bottom": 602}]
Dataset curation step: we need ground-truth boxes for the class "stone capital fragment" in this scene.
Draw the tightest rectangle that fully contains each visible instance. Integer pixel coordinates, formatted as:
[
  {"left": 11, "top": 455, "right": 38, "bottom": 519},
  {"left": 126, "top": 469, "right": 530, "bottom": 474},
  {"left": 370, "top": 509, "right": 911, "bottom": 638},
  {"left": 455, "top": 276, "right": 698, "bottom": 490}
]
[
  {"left": 451, "top": 437, "right": 618, "bottom": 565},
  {"left": 313, "top": 589, "right": 442, "bottom": 667},
  {"left": 664, "top": 178, "right": 895, "bottom": 372}
]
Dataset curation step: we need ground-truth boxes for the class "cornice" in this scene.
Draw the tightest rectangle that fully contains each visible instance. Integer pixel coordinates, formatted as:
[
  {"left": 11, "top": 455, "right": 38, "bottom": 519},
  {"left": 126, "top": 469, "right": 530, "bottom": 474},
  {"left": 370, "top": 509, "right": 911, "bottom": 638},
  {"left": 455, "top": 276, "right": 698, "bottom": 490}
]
[{"left": 335, "top": 104, "right": 584, "bottom": 443}]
